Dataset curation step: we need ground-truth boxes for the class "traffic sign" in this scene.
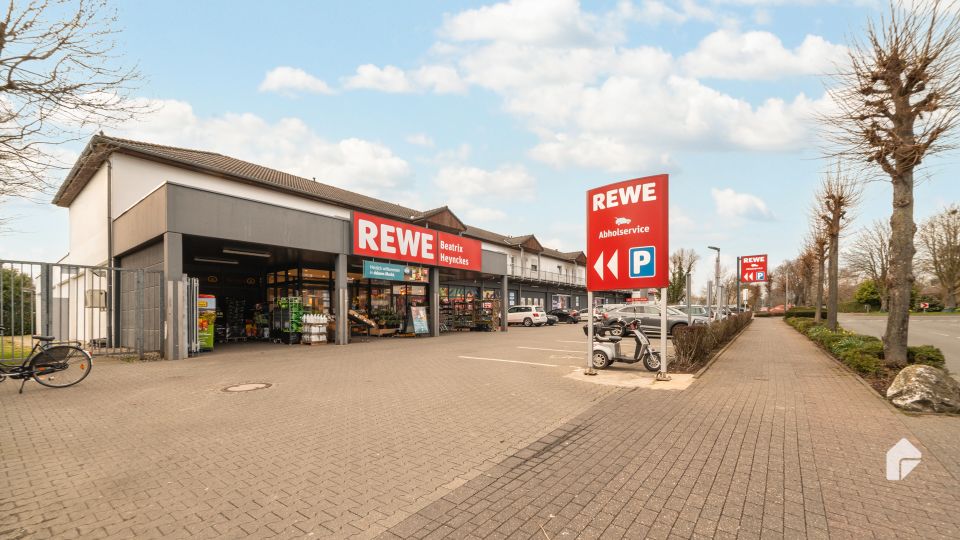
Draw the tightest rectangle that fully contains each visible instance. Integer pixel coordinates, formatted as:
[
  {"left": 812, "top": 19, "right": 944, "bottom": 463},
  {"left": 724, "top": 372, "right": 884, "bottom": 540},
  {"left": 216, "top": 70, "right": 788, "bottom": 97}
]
[
  {"left": 740, "top": 254, "right": 768, "bottom": 283},
  {"left": 587, "top": 175, "right": 669, "bottom": 291}
]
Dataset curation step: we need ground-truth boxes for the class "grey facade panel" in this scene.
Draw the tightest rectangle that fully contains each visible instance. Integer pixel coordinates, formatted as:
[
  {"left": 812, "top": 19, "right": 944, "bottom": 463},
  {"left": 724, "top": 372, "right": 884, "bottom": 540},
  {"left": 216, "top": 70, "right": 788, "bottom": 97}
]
[
  {"left": 114, "top": 185, "right": 167, "bottom": 256},
  {"left": 119, "top": 241, "right": 164, "bottom": 352},
  {"left": 480, "top": 249, "right": 507, "bottom": 275},
  {"left": 166, "top": 184, "right": 349, "bottom": 254}
]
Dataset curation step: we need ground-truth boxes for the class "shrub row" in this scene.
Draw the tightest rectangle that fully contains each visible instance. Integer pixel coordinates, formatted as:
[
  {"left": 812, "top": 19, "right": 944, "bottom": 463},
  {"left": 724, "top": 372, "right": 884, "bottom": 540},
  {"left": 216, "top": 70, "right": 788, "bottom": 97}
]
[
  {"left": 784, "top": 317, "right": 946, "bottom": 375},
  {"left": 785, "top": 307, "right": 827, "bottom": 319},
  {"left": 673, "top": 312, "right": 753, "bottom": 369}
]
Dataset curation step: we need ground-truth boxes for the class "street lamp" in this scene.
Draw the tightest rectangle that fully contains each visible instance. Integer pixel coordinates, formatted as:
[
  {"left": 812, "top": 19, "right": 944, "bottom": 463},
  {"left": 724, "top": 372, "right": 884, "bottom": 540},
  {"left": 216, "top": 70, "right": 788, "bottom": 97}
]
[{"left": 708, "top": 246, "right": 720, "bottom": 319}]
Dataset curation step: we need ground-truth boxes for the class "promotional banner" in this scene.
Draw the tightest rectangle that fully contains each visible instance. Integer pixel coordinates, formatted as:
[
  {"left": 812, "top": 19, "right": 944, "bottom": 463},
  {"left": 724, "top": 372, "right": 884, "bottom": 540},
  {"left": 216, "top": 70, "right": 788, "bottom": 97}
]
[
  {"left": 586, "top": 175, "right": 669, "bottom": 291},
  {"left": 352, "top": 212, "right": 482, "bottom": 271},
  {"left": 362, "top": 260, "right": 429, "bottom": 282},
  {"left": 740, "top": 254, "right": 768, "bottom": 283}
]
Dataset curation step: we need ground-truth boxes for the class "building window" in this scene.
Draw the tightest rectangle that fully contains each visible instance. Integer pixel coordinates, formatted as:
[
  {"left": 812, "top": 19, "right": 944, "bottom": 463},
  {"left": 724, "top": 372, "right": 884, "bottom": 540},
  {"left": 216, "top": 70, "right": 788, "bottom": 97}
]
[{"left": 531, "top": 264, "right": 538, "bottom": 272}]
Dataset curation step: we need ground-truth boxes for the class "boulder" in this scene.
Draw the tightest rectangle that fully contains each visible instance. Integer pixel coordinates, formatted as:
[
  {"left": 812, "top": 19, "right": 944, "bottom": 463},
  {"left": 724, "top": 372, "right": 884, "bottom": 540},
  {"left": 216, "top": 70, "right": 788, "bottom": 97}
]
[{"left": 886, "top": 365, "right": 960, "bottom": 413}]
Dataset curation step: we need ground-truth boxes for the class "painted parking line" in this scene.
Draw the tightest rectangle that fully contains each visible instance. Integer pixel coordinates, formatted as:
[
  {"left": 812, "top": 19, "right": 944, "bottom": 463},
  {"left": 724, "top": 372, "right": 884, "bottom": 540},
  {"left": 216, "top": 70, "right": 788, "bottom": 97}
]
[
  {"left": 557, "top": 340, "right": 587, "bottom": 344},
  {"left": 517, "top": 346, "right": 583, "bottom": 353},
  {"left": 457, "top": 356, "right": 557, "bottom": 368}
]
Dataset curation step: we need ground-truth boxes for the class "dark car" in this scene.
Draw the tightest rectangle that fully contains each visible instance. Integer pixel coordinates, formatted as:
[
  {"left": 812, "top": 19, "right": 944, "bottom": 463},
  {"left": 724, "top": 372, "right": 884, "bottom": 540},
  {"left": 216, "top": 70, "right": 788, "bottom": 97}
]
[
  {"left": 548, "top": 308, "right": 580, "bottom": 323},
  {"left": 546, "top": 314, "right": 559, "bottom": 325},
  {"left": 600, "top": 304, "right": 708, "bottom": 337}
]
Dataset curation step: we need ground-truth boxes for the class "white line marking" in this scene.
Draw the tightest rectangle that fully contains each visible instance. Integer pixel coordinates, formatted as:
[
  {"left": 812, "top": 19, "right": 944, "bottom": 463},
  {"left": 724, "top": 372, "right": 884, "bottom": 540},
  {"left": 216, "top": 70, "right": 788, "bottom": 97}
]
[
  {"left": 457, "top": 356, "right": 556, "bottom": 367},
  {"left": 557, "top": 340, "right": 587, "bottom": 344},
  {"left": 935, "top": 332, "right": 951, "bottom": 337},
  {"left": 518, "top": 346, "right": 583, "bottom": 353}
]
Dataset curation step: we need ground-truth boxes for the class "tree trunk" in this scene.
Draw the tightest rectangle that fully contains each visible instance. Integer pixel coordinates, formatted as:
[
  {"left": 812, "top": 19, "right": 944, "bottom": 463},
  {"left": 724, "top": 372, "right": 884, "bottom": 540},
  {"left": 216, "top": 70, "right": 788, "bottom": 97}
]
[
  {"left": 827, "top": 229, "right": 840, "bottom": 331},
  {"left": 883, "top": 172, "right": 916, "bottom": 366},
  {"left": 880, "top": 289, "right": 889, "bottom": 312},
  {"left": 815, "top": 256, "right": 825, "bottom": 324}
]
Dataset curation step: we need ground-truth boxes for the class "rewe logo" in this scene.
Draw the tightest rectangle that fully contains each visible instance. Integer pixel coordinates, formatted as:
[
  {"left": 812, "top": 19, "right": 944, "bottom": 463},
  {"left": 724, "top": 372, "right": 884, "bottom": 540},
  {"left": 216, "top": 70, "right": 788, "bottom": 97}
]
[{"left": 886, "top": 438, "right": 921, "bottom": 481}]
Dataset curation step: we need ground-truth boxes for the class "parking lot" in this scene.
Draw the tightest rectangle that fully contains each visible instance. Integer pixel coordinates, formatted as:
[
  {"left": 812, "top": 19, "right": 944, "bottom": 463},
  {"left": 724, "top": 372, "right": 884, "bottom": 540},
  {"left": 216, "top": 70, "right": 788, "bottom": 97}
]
[{"left": 0, "top": 324, "right": 664, "bottom": 539}]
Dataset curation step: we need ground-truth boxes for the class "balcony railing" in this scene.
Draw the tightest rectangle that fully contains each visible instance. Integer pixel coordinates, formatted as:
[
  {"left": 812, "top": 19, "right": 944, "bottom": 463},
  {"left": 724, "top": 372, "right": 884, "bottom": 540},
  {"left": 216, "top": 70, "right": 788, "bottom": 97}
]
[{"left": 508, "top": 265, "right": 585, "bottom": 287}]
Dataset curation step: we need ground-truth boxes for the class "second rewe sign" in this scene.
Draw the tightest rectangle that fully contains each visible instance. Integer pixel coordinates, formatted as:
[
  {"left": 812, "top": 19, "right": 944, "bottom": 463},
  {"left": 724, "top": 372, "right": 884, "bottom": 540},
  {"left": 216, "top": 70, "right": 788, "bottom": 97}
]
[
  {"left": 740, "top": 254, "right": 767, "bottom": 283},
  {"left": 586, "top": 175, "right": 669, "bottom": 291},
  {"left": 352, "top": 212, "right": 482, "bottom": 271}
]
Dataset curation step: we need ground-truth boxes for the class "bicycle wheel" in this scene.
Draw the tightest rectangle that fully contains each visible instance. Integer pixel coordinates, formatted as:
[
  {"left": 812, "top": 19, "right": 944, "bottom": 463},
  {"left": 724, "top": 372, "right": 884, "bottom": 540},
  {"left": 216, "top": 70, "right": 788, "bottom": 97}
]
[{"left": 31, "top": 345, "right": 92, "bottom": 388}]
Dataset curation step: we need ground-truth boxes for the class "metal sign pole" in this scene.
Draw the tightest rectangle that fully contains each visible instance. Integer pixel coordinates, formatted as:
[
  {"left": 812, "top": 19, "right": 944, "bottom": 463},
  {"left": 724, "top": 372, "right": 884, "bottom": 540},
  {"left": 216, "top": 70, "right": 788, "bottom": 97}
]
[
  {"left": 657, "top": 286, "right": 670, "bottom": 381},
  {"left": 585, "top": 290, "right": 596, "bottom": 376},
  {"left": 685, "top": 273, "right": 691, "bottom": 325},
  {"left": 737, "top": 256, "right": 742, "bottom": 312}
]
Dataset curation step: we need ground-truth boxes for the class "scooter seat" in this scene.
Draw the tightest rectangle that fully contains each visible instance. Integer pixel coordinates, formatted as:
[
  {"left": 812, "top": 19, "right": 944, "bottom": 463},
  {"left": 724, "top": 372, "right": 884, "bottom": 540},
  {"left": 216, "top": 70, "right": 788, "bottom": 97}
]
[{"left": 597, "top": 336, "right": 622, "bottom": 343}]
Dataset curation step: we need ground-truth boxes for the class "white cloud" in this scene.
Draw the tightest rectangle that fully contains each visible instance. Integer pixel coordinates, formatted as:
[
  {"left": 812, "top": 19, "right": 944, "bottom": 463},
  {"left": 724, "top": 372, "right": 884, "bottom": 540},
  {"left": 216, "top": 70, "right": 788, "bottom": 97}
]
[
  {"left": 117, "top": 99, "right": 412, "bottom": 197},
  {"left": 681, "top": 30, "right": 847, "bottom": 79},
  {"left": 711, "top": 188, "right": 775, "bottom": 221},
  {"left": 343, "top": 64, "right": 466, "bottom": 94},
  {"left": 405, "top": 133, "right": 435, "bottom": 147},
  {"left": 440, "top": 0, "right": 617, "bottom": 46},
  {"left": 258, "top": 66, "right": 334, "bottom": 95},
  {"left": 433, "top": 164, "right": 536, "bottom": 224}
]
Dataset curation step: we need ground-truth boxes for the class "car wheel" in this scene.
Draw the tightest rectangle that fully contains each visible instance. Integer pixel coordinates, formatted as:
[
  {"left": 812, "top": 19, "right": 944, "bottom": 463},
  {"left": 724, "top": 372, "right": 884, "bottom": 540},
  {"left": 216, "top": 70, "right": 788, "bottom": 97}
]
[
  {"left": 523, "top": 318, "right": 533, "bottom": 327},
  {"left": 670, "top": 322, "right": 687, "bottom": 336},
  {"left": 610, "top": 324, "right": 624, "bottom": 337},
  {"left": 592, "top": 350, "right": 611, "bottom": 369}
]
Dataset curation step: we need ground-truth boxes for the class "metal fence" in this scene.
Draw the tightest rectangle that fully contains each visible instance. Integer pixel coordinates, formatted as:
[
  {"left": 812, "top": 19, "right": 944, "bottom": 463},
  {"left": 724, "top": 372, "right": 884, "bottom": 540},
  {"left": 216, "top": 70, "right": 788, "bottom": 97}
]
[
  {"left": 0, "top": 260, "right": 164, "bottom": 362},
  {"left": 507, "top": 265, "right": 585, "bottom": 286}
]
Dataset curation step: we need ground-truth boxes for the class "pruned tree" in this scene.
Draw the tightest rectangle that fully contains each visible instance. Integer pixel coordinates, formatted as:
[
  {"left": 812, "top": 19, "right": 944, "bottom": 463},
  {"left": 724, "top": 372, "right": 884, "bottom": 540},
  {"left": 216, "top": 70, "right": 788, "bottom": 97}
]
[
  {"left": 667, "top": 248, "right": 700, "bottom": 304},
  {"left": 809, "top": 221, "right": 829, "bottom": 323},
  {"left": 824, "top": 0, "right": 960, "bottom": 364},
  {"left": 0, "top": 0, "right": 143, "bottom": 202},
  {"left": 917, "top": 204, "right": 960, "bottom": 308},
  {"left": 845, "top": 220, "right": 892, "bottom": 311},
  {"left": 816, "top": 165, "right": 861, "bottom": 330}
]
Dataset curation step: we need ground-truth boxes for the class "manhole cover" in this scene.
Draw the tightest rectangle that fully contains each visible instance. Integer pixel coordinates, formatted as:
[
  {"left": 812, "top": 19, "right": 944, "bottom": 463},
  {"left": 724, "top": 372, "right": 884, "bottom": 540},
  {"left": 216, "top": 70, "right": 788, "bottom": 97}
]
[{"left": 222, "top": 383, "right": 271, "bottom": 392}]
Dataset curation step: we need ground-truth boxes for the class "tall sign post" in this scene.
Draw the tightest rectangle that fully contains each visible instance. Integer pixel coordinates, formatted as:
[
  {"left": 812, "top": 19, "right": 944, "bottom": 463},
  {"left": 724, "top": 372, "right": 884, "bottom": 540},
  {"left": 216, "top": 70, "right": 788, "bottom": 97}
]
[
  {"left": 739, "top": 254, "right": 768, "bottom": 311},
  {"left": 586, "top": 174, "right": 670, "bottom": 378}
]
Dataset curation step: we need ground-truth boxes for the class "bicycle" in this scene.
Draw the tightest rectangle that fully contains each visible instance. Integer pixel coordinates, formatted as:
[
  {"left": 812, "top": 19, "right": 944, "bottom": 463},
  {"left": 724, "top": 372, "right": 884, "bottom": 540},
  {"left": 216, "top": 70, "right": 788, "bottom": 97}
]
[{"left": 0, "top": 327, "right": 92, "bottom": 393}]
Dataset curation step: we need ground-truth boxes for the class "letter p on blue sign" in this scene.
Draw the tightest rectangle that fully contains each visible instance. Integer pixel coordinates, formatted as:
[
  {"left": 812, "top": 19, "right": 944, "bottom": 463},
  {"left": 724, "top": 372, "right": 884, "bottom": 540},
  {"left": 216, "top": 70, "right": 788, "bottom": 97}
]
[{"left": 629, "top": 246, "right": 656, "bottom": 278}]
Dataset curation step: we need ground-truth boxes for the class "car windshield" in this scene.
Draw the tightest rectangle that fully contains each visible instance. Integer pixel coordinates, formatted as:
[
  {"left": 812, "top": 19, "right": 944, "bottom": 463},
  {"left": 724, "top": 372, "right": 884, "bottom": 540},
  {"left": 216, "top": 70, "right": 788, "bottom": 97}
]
[{"left": 667, "top": 307, "right": 686, "bottom": 316}]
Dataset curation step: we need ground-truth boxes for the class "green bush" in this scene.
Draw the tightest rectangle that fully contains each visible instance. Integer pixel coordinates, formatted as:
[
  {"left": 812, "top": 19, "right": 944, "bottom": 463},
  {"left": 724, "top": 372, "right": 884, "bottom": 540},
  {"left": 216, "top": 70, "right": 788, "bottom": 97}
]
[
  {"left": 839, "top": 351, "right": 882, "bottom": 375},
  {"left": 907, "top": 345, "right": 946, "bottom": 369},
  {"left": 786, "top": 307, "right": 827, "bottom": 318}
]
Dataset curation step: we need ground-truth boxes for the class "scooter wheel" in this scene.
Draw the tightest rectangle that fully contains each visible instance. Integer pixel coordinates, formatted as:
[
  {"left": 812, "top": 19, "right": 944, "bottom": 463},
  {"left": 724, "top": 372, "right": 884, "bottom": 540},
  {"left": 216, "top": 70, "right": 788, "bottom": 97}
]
[
  {"left": 592, "top": 350, "right": 611, "bottom": 369},
  {"left": 643, "top": 352, "right": 661, "bottom": 372}
]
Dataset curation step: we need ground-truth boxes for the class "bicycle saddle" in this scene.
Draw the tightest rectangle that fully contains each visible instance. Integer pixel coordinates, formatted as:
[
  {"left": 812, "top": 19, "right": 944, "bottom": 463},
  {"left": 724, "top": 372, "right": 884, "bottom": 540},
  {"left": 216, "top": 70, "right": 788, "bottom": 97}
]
[{"left": 32, "top": 335, "right": 55, "bottom": 341}]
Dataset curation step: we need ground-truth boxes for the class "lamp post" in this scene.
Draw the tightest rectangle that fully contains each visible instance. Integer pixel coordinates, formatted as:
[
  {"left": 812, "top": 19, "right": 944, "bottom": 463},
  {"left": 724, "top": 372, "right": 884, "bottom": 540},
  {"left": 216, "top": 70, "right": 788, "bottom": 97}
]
[{"left": 708, "top": 246, "right": 720, "bottom": 320}]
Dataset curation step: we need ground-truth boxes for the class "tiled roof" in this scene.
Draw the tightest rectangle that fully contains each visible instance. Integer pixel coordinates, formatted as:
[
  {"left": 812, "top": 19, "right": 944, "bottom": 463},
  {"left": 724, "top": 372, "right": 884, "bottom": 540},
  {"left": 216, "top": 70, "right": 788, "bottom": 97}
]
[{"left": 53, "top": 134, "right": 585, "bottom": 262}]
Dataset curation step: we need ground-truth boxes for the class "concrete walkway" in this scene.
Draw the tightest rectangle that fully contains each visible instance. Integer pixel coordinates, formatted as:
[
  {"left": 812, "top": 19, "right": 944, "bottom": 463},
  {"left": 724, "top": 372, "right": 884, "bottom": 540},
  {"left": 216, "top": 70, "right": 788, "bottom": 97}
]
[{"left": 381, "top": 318, "right": 960, "bottom": 539}]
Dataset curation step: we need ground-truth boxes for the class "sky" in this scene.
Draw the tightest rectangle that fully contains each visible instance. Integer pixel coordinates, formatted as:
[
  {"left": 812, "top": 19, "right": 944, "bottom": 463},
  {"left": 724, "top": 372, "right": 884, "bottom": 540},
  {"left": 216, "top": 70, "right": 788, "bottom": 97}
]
[{"left": 1, "top": 0, "right": 959, "bottom": 291}]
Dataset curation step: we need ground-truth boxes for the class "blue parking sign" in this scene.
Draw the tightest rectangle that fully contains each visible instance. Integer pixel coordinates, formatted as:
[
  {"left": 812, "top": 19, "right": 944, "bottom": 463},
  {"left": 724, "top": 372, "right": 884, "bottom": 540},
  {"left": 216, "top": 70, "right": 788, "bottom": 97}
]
[
  {"left": 756, "top": 271, "right": 765, "bottom": 281},
  {"left": 629, "top": 247, "right": 656, "bottom": 278}
]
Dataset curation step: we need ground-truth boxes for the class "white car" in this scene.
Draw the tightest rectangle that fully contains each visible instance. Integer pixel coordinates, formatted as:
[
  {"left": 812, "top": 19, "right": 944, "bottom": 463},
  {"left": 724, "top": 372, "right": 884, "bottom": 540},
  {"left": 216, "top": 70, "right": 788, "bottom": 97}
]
[{"left": 507, "top": 305, "right": 548, "bottom": 327}]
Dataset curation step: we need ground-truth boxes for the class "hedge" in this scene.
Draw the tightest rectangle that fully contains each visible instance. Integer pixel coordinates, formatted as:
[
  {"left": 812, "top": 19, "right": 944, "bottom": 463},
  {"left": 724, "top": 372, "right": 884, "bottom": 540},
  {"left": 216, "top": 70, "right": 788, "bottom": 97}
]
[
  {"left": 784, "top": 317, "right": 946, "bottom": 374},
  {"left": 785, "top": 307, "right": 827, "bottom": 318},
  {"left": 672, "top": 312, "right": 753, "bottom": 369}
]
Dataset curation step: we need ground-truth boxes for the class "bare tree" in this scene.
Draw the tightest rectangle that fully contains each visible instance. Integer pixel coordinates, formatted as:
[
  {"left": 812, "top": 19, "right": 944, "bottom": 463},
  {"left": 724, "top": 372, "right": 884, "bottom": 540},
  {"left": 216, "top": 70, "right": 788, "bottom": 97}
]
[
  {"left": 667, "top": 248, "right": 700, "bottom": 304},
  {"left": 816, "top": 166, "right": 862, "bottom": 330},
  {"left": 917, "top": 204, "right": 960, "bottom": 308},
  {"left": 0, "top": 0, "right": 143, "bottom": 201},
  {"left": 845, "top": 220, "right": 892, "bottom": 310},
  {"left": 809, "top": 221, "right": 829, "bottom": 323},
  {"left": 825, "top": 0, "right": 960, "bottom": 363}
]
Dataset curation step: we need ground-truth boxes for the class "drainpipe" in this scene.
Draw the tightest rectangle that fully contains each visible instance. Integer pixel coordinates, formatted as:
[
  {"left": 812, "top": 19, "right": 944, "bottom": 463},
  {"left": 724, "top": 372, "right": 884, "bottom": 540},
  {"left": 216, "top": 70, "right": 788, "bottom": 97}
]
[{"left": 106, "top": 156, "right": 117, "bottom": 348}]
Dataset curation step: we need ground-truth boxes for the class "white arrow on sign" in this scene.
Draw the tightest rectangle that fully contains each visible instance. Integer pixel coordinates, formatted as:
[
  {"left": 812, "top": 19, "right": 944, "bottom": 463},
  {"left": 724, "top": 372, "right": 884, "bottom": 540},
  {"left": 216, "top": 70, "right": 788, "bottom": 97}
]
[
  {"left": 594, "top": 251, "right": 605, "bottom": 279},
  {"left": 607, "top": 250, "right": 618, "bottom": 279}
]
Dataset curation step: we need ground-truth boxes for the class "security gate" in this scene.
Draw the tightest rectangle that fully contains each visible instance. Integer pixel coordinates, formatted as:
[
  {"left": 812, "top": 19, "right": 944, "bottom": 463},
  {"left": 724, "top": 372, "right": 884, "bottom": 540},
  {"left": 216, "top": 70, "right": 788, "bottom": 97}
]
[{"left": 0, "top": 260, "right": 164, "bottom": 361}]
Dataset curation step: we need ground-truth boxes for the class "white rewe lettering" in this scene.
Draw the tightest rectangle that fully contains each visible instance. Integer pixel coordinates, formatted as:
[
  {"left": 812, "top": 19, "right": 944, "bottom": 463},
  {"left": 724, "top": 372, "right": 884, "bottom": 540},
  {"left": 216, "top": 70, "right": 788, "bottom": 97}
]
[
  {"left": 397, "top": 228, "right": 419, "bottom": 256},
  {"left": 422, "top": 234, "right": 434, "bottom": 259},
  {"left": 358, "top": 219, "right": 378, "bottom": 251},
  {"left": 380, "top": 224, "right": 396, "bottom": 254},
  {"left": 591, "top": 182, "right": 657, "bottom": 211}
]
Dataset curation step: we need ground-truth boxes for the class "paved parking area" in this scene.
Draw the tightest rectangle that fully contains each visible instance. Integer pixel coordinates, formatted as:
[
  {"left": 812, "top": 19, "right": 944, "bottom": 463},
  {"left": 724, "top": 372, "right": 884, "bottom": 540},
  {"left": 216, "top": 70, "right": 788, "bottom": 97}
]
[{"left": 0, "top": 324, "right": 630, "bottom": 539}]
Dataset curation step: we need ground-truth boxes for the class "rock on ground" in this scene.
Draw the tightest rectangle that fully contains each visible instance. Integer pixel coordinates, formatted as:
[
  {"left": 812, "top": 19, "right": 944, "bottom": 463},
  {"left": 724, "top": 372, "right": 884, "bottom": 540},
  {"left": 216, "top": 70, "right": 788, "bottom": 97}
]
[{"left": 887, "top": 364, "right": 960, "bottom": 413}]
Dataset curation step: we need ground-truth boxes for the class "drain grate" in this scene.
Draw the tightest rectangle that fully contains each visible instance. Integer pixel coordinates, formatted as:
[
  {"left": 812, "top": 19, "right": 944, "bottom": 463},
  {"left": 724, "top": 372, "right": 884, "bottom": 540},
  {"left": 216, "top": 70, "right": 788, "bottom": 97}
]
[{"left": 222, "top": 383, "right": 271, "bottom": 393}]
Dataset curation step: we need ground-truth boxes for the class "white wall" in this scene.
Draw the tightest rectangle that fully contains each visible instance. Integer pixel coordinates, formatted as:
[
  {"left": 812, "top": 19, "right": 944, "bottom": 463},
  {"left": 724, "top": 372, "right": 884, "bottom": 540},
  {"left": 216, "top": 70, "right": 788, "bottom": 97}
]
[
  {"left": 112, "top": 153, "right": 351, "bottom": 221},
  {"left": 64, "top": 166, "right": 108, "bottom": 266}
]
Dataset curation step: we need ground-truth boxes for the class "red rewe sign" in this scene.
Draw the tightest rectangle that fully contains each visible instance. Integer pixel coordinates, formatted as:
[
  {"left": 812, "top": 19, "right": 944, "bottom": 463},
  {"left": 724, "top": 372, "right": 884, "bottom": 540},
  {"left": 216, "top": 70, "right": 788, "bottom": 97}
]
[
  {"left": 740, "top": 254, "right": 768, "bottom": 283},
  {"left": 352, "top": 212, "right": 482, "bottom": 271},
  {"left": 586, "top": 175, "right": 669, "bottom": 291}
]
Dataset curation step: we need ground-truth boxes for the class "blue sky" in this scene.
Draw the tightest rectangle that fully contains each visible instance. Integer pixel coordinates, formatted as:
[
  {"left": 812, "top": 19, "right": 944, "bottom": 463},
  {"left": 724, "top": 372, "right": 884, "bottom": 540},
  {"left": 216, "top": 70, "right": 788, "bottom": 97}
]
[{"left": 2, "top": 0, "right": 959, "bottom": 290}]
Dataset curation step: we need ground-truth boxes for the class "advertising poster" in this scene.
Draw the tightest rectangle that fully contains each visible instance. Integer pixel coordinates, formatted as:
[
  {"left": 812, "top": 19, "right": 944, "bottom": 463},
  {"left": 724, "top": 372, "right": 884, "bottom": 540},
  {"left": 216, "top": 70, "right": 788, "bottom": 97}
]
[
  {"left": 197, "top": 294, "right": 216, "bottom": 351},
  {"left": 409, "top": 306, "right": 429, "bottom": 334}
]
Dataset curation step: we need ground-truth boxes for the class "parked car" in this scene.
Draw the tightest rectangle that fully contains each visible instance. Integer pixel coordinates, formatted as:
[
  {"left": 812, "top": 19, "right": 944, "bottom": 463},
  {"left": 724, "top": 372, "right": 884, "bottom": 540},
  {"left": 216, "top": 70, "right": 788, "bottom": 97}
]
[
  {"left": 600, "top": 304, "right": 707, "bottom": 337},
  {"left": 671, "top": 304, "right": 710, "bottom": 318},
  {"left": 548, "top": 308, "right": 580, "bottom": 323},
  {"left": 546, "top": 314, "right": 559, "bottom": 325},
  {"left": 507, "top": 305, "right": 548, "bottom": 327}
]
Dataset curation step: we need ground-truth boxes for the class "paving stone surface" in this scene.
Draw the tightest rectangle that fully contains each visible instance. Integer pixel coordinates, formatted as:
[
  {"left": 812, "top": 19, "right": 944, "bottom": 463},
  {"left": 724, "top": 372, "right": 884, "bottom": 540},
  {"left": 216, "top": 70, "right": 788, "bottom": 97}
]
[
  {"left": 381, "top": 318, "right": 960, "bottom": 539},
  {"left": 0, "top": 326, "right": 615, "bottom": 539}
]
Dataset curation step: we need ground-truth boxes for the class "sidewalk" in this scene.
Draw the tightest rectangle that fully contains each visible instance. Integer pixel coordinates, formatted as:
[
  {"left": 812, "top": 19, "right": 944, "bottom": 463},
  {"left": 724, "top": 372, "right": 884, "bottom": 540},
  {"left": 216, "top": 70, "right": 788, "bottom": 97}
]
[{"left": 381, "top": 318, "right": 960, "bottom": 539}]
